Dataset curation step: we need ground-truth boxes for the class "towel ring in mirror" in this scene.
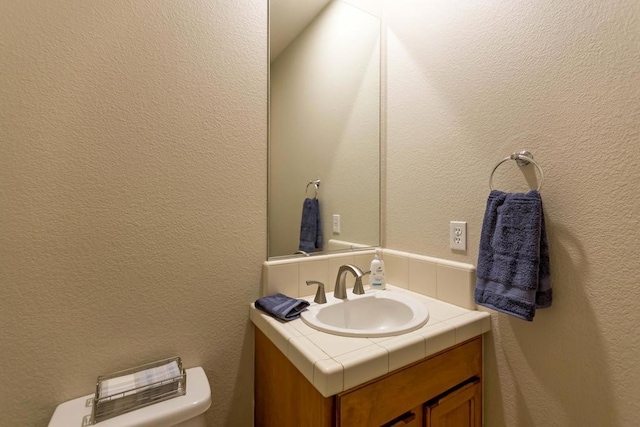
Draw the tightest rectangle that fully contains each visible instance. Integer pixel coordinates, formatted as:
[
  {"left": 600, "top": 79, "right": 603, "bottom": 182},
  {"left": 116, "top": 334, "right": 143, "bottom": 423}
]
[{"left": 489, "top": 151, "right": 545, "bottom": 191}]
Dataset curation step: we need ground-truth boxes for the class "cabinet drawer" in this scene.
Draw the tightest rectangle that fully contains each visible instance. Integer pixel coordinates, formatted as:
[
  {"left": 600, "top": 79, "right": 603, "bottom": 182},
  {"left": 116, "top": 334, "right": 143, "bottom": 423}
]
[{"left": 337, "top": 337, "right": 482, "bottom": 426}]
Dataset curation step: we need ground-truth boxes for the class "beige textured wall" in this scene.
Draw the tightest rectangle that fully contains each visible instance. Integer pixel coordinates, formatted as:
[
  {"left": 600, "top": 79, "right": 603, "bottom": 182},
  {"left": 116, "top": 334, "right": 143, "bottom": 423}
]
[
  {"left": 385, "top": 0, "right": 640, "bottom": 425},
  {"left": 0, "top": 1, "right": 266, "bottom": 426},
  {"left": 269, "top": 0, "right": 380, "bottom": 257}
]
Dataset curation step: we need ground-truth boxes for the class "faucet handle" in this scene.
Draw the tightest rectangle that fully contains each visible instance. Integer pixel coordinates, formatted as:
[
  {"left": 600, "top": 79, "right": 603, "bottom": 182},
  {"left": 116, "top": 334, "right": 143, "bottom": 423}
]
[
  {"left": 351, "top": 270, "right": 370, "bottom": 296},
  {"left": 306, "top": 280, "right": 327, "bottom": 304}
]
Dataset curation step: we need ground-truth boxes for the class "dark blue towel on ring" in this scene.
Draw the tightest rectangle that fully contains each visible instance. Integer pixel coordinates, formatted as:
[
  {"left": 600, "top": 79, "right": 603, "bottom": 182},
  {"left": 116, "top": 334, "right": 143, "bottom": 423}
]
[
  {"left": 474, "top": 190, "right": 552, "bottom": 321},
  {"left": 299, "top": 198, "right": 323, "bottom": 253},
  {"left": 255, "top": 293, "right": 310, "bottom": 321}
]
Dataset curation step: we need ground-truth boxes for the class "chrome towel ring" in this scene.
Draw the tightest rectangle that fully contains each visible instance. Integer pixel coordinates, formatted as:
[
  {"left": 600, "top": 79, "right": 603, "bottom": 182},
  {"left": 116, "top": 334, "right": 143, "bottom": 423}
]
[
  {"left": 489, "top": 151, "right": 545, "bottom": 191},
  {"left": 306, "top": 180, "right": 320, "bottom": 198}
]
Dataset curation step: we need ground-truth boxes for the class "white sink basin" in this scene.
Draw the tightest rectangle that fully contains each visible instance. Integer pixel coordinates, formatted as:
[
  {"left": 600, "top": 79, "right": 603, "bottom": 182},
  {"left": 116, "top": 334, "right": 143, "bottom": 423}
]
[{"left": 301, "top": 290, "right": 429, "bottom": 337}]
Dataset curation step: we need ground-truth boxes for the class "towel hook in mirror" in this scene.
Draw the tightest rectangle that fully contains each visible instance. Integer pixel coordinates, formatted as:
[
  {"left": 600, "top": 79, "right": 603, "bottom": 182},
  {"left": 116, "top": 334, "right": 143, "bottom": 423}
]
[
  {"left": 305, "top": 180, "right": 320, "bottom": 198},
  {"left": 489, "top": 150, "right": 545, "bottom": 191}
]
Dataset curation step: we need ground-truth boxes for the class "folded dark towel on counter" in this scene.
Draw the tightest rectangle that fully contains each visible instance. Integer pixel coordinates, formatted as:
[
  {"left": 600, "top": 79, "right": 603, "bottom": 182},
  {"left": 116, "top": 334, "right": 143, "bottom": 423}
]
[
  {"left": 255, "top": 293, "right": 310, "bottom": 321},
  {"left": 474, "top": 190, "right": 552, "bottom": 321},
  {"left": 299, "top": 198, "right": 323, "bottom": 253}
]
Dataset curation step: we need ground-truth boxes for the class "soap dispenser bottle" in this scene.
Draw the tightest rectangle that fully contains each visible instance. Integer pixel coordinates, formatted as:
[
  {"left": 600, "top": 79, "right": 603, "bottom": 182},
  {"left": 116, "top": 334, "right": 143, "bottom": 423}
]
[{"left": 369, "top": 249, "right": 386, "bottom": 290}]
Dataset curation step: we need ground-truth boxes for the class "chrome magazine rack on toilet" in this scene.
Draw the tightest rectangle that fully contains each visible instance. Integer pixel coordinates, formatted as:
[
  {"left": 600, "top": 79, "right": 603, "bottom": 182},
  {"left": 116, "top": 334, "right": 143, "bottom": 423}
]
[{"left": 90, "top": 356, "right": 186, "bottom": 424}]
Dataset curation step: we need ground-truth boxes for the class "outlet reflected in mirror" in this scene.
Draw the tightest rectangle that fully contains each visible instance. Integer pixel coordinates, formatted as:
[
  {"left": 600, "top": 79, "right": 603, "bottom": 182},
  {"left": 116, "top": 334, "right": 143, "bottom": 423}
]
[{"left": 268, "top": 0, "right": 381, "bottom": 259}]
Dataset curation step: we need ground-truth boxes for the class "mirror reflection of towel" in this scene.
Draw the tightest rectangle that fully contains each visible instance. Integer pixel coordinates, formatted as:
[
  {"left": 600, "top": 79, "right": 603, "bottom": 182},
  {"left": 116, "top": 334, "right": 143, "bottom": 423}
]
[
  {"left": 299, "top": 198, "right": 323, "bottom": 253},
  {"left": 474, "top": 190, "right": 552, "bottom": 321}
]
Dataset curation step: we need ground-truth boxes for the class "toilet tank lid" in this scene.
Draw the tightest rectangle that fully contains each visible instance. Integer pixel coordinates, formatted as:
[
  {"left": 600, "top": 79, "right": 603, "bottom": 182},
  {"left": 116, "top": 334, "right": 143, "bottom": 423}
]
[{"left": 49, "top": 367, "right": 212, "bottom": 427}]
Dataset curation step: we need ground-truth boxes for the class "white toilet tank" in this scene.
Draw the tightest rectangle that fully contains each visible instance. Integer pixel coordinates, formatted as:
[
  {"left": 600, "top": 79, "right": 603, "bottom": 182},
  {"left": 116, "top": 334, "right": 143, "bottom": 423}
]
[{"left": 49, "top": 367, "right": 211, "bottom": 427}]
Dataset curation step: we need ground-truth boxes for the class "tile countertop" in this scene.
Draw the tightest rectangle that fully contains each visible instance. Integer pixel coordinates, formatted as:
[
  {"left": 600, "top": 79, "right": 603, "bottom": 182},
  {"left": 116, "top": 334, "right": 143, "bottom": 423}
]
[{"left": 249, "top": 285, "right": 491, "bottom": 397}]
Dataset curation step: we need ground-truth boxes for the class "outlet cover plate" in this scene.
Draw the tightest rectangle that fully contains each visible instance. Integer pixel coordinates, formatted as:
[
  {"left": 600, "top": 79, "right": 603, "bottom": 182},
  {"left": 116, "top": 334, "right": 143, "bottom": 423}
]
[{"left": 450, "top": 221, "right": 467, "bottom": 251}]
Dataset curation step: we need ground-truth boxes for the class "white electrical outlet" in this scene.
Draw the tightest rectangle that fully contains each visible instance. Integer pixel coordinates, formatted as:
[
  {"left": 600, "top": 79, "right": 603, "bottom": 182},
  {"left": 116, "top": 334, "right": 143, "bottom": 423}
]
[
  {"left": 332, "top": 214, "right": 341, "bottom": 233},
  {"left": 450, "top": 221, "right": 467, "bottom": 251}
]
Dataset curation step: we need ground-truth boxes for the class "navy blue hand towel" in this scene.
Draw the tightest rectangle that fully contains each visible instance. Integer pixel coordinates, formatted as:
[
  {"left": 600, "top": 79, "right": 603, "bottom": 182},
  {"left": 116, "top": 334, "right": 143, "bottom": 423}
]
[
  {"left": 299, "top": 198, "right": 323, "bottom": 253},
  {"left": 474, "top": 190, "right": 552, "bottom": 321},
  {"left": 255, "top": 293, "right": 310, "bottom": 321}
]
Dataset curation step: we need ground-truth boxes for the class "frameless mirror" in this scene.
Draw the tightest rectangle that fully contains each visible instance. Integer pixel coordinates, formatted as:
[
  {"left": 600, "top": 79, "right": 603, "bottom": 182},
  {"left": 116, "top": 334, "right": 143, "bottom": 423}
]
[{"left": 268, "top": 0, "right": 381, "bottom": 259}]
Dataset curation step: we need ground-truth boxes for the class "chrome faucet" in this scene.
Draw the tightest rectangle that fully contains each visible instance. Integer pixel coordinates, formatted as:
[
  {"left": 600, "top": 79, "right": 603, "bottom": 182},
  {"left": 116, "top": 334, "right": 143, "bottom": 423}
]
[{"left": 334, "top": 264, "right": 366, "bottom": 299}]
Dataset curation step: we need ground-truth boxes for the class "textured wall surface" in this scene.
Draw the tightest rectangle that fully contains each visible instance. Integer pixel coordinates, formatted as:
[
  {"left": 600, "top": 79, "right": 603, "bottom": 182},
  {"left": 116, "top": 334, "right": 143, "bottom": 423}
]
[
  {"left": 385, "top": 0, "right": 640, "bottom": 425},
  {"left": 269, "top": 0, "right": 380, "bottom": 257},
  {"left": 0, "top": 1, "right": 266, "bottom": 426}
]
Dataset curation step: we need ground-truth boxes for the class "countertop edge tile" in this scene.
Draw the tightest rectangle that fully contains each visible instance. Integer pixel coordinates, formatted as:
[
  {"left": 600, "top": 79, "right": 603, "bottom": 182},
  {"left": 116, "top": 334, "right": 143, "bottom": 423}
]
[
  {"left": 288, "top": 335, "right": 331, "bottom": 385},
  {"left": 377, "top": 332, "right": 427, "bottom": 373},
  {"left": 264, "top": 316, "right": 291, "bottom": 355},
  {"left": 335, "top": 344, "right": 389, "bottom": 391},
  {"left": 441, "top": 311, "right": 489, "bottom": 344},
  {"left": 416, "top": 322, "right": 457, "bottom": 358},
  {"left": 314, "top": 358, "right": 344, "bottom": 397}
]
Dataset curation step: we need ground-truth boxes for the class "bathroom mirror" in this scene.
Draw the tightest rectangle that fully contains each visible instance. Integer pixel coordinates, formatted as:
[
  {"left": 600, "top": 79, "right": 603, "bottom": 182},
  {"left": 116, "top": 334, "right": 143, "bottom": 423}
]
[{"left": 268, "top": 0, "right": 381, "bottom": 259}]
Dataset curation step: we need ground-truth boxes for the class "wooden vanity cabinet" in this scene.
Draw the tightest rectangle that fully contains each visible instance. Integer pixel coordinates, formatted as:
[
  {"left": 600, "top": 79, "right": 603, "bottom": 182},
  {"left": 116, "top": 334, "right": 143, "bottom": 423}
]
[{"left": 255, "top": 328, "right": 482, "bottom": 427}]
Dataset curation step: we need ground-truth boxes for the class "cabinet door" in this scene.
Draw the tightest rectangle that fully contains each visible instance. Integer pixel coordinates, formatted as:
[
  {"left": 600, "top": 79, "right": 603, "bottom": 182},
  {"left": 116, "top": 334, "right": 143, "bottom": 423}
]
[{"left": 425, "top": 380, "right": 481, "bottom": 427}]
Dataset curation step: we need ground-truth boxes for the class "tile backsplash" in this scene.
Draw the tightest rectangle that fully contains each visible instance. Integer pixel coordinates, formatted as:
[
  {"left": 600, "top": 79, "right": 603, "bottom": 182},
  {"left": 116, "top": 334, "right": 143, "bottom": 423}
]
[{"left": 263, "top": 248, "right": 477, "bottom": 310}]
